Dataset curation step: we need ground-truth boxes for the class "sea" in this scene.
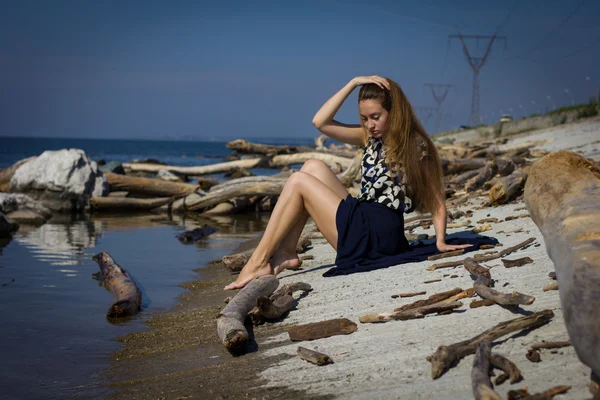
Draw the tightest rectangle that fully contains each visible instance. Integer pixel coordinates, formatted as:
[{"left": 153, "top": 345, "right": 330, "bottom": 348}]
[{"left": 0, "top": 136, "right": 315, "bottom": 399}]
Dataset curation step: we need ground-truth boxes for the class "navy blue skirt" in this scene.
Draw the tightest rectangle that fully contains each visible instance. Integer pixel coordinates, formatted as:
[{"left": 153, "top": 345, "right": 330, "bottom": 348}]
[
  {"left": 335, "top": 195, "right": 409, "bottom": 269},
  {"left": 328, "top": 195, "right": 498, "bottom": 277}
]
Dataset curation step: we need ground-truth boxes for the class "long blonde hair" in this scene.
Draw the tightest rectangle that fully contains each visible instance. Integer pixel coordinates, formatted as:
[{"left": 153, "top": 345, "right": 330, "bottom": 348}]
[{"left": 358, "top": 79, "right": 444, "bottom": 214}]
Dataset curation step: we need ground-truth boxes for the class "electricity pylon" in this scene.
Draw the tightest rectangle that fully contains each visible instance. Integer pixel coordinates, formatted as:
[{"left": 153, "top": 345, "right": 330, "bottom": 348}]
[
  {"left": 416, "top": 106, "right": 438, "bottom": 132},
  {"left": 449, "top": 31, "right": 506, "bottom": 126},
  {"left": 424, "top": 83, "right": 456, "bottom": 132}
]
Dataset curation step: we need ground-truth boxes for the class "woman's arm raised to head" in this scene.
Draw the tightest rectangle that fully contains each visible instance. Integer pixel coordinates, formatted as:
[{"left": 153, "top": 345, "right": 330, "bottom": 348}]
[{"left": 312, "top": 76, "right": 389, "bottom": 147}]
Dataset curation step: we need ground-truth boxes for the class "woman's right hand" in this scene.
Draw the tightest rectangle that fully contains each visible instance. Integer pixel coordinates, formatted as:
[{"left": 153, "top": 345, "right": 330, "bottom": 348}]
[{"left": 351, "top": 75, "right": 390, "bottom": 90}]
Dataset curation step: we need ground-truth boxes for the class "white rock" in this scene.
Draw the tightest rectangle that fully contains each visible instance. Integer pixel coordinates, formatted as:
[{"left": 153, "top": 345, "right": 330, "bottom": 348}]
[{"left": 8, "top": 149, "right": 108, "bottom": 211}]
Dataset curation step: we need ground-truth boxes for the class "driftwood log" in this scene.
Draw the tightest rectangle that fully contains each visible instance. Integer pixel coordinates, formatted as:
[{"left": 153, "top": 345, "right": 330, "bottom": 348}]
[
  {"left": 92, "top": 252, "right": 142, "bottom": 318},
  {"left": 464, "top": 258, "right": 535, "bottom": 306},
  {"left": 507, "top": 385, "right": 571, "bottom": 399},
  {"left": 216, "top": 275, "right": 279, "bottom": 353},
  {"left": 471, "top": 341, "right": 502, "bottom": 400},
  {"left": 288, "top": 318, "right": 357, "bottom": 341},
  {"left": 124, "top": 152, "right": 352, "bottom": 175},
  {"left": 360, "top": 288, "right": 472, "bottom": 323},
  {"left": 465, "top": 161, "right": 498, "bottom": 192},
  {"left": 104, "top": 172, "right": 200, "bottom": 197},
  {"left": 297, "top": 346, "right": 334, "bottom": 366},
  {"left": 426, "top": 238, "right": 534, "bottom": 272},
  {"left": 248, "top": 282, "right": 312, "bottom": 325},
  {"left": 427, "top": 309, "right": 554, "bottom": 379},
  {"left": 489, "top": 169, "right": 528, "bottom": 205},
  {"left": 225, "top": 139, "right": 311, "bottom": 155},
  {"left": 524, "top": 150, "right": 600, "bottom": 378},
  {"left": 490, "top": 353, "right": 522, "bottom": 385},
  {"left": 89, "top": 196, "right": 175, "bottom": 211}
]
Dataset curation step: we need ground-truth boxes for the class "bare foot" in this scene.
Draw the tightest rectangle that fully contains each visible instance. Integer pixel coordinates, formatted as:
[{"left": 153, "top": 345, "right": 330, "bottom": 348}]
[
  {"left": 271, "top": 249, "right": 300, "bottom": 276},
  {"left": 223, "top": 259, "right": 273, "bottom": 290}
]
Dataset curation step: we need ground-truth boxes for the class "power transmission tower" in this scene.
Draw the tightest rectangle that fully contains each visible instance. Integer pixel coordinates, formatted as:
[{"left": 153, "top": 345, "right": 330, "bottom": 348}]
[
  {"left": 416, "top": 106, "right": 438, "bottom": 131},
  {"left": 449, "top": 31, "right": 506, "bottom": 126},
  {"left": 424, "top": 83, "right": 456, "bottom": 132}
]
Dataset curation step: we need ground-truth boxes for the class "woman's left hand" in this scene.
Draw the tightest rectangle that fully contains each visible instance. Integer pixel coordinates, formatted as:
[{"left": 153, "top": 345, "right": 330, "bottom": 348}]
[{"left": 436, "top": 242, "right": 473, "bottom": 252}]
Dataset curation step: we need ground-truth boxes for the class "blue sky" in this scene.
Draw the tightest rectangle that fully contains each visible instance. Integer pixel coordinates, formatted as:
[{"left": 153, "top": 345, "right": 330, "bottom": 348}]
[{"left": 0, "top": 0, "right": 598, "bottom": 140}]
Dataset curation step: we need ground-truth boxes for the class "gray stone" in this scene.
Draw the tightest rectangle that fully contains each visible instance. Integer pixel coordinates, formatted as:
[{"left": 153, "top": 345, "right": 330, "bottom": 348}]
[
  {"left": 98, "top": 161, "right": 125, "bottom": 175},
  {"left": 8, "top": 149, "right": 109, "bottom": 212}
]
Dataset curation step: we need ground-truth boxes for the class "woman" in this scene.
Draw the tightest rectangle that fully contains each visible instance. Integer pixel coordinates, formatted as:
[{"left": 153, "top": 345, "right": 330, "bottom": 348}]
[{"left": 224, "top": 75, "right": 471, "bottom": 290}]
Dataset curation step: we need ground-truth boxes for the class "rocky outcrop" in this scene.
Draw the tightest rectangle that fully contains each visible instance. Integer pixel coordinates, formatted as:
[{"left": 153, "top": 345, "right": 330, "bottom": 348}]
[
  {"left": 0, "top": 193, "right": 53, "bottom": 226},
  {"left": 8, "top": 149, "right": 108, "bottom": 212}
]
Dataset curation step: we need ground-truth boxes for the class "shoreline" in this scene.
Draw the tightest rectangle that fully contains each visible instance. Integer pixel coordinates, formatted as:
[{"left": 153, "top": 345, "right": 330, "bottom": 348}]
[{"left": 104, "top": 116, "right": 600, "bottom": 399}]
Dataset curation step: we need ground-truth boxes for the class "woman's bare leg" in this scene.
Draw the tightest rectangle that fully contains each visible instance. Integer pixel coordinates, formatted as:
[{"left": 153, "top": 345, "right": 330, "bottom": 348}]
[
  {"left": 224, "top": 171, "right": 343, "bottom": 290},
  {"left": 271, "top": 160, "right": 349, "bottom": 274}
]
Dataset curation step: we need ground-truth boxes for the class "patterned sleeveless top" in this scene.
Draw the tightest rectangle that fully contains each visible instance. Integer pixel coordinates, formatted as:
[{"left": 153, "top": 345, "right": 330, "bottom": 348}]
[{"left": 357, "top": 136, "right": 414, "bottom": 213}]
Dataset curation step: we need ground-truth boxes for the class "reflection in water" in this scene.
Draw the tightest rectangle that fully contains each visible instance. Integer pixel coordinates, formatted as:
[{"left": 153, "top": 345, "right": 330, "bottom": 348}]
[
  {"left": 13, "top": 211, "right": 271, "bottom": 274},
  {"left": 15, "top": 218, "right": 101, "bottom": 270}
]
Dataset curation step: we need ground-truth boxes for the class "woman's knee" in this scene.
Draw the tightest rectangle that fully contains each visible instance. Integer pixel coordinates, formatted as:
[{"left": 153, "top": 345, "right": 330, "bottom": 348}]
[
  {"left": 286, "top": 171, "right": 311, "bottom": 190},
  {"left": 300, "top": 159, "right": 329, "bottom": 175}
]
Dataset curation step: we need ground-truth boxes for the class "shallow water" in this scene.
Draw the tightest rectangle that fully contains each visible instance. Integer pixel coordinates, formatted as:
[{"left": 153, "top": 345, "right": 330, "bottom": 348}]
[{"left": 0, "top": 212, "right": 269, "bottom": 399}]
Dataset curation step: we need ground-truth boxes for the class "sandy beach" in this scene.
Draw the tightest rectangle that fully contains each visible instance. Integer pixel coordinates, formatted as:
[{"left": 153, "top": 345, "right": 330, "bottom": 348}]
[{"left": 108, "top": 116, "right": 600, "bottom": 399}]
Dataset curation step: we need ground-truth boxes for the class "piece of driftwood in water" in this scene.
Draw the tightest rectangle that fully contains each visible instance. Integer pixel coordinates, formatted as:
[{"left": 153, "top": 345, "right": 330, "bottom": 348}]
[
  {"left": 104, "top": 172, "right": 200, "bottom": 198},
  {"left": 428, "top": 249, "right": 465, "bottom": 261},
  {"left": 470, "top": 298, "right": 496, "bottom": 308},
  {"left": 524, "top": 150, "right": 600, "bottom": 379},
  {"left": 248, "top": 282, "right": 312, "bottom": 325},
  {"left": 176, "top": 224, "right": 219, "bottom": 243},
  {"left": 216, "top": 275, "right": 279, "bottom": 353},
  {"left": 92, "top": 252, "right": 142, "bottom": 318},
  {"left": 90, "top": 196, "right": 175, "bottom": 211},
  {"left": 297, "top": 346, "right": 334, "bottom": 366},
  {"left": 426, "top": 309, "right": 554, "bottom": 379},
  {"left": 490, "top": 353, "right": 522, "bottom": 385},
  {"left": 225, "top": 139, "right": 310, "bottom": 155},
  {"left": 543, "top": 282, "right": 559, "bottom": 291},
  {"left": 472, "top": 341, "right": 502, "bottom": 400},
  {"left": 489, "top": 169, "right": 528, "bottom": 205},
  {"left": 288, "top": 318, "right": 358, "bottom": 341},
  {"left": 465, "top": 161, "right": 498, "bottom": 192},
  {"left": 465, "top": 258, "right": 535, "bottom": 306},
  {"left": 507, "top": 385, "right": 571, "bottom": 400},
  {"left": 502, "top": 257, "right": 533, "bottom": 268}
]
